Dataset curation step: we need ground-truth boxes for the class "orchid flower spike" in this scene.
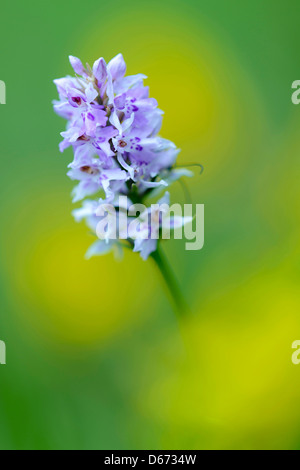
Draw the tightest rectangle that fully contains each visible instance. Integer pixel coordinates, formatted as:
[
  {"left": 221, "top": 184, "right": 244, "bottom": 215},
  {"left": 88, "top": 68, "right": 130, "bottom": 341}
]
[{"left": 53, "top": 53, "right": 194, "bottom": 261}]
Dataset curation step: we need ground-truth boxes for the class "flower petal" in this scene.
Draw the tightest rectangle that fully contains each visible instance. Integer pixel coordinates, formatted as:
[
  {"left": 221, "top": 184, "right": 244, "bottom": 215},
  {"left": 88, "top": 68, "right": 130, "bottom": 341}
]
[
  {"left": 69, "top": 56, "right": 86, "bottom": 75},
  {"left": 92, "top": 57, "right": 107, "bottom": 84},
  {"left": 85, "top": 240, "right": 114, "bottom": 259},
  {"left": 108, "top": 53, "right": 126, "bottom": 81},
  {"left": 85, "top": 83, "right": 98, "bottom": 103}
]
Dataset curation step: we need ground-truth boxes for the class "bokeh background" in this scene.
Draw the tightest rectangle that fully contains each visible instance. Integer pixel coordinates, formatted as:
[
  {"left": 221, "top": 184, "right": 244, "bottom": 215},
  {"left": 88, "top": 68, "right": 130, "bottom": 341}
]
[{"left": 0, "top": 0, "right": 300, "bottom": 450}]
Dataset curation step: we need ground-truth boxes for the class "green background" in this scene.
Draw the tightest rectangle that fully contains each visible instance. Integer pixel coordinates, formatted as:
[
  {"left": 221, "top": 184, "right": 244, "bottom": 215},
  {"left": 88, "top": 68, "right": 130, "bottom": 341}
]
[{"left": 0, "top": 0, "right": 300, "bottom": 450}]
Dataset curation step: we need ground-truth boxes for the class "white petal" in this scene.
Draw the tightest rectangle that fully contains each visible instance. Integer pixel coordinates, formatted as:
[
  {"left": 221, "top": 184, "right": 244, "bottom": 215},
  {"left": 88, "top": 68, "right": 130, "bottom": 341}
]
[{"left": 85, "top": 240, "right": 113, "bottom": 259}]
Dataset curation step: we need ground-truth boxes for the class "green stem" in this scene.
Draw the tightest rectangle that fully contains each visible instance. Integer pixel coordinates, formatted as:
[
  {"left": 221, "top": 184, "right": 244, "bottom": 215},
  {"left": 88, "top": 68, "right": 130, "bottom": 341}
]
[{"left": 151, "top": 245, "right": 190, "bottom": 318}]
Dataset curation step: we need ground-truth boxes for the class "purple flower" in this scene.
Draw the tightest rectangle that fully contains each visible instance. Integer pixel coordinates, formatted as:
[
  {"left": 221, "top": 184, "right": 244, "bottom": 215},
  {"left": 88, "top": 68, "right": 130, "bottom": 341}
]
[
  {"left": 68, "top": 157, "right": 127, "bottom": 202},
  {"left": 107, "top": 53, "right": 126, "bottom": 81},
  {"left": 53, "top": 53, "right": 193, "bottom": 259}
]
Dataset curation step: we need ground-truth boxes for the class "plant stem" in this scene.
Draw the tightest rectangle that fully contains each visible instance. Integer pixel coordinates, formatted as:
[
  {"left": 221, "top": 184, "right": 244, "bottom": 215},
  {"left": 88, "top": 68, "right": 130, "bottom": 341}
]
[{"left": 151, "top": 245, "right": 190, "bottom": 318}]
